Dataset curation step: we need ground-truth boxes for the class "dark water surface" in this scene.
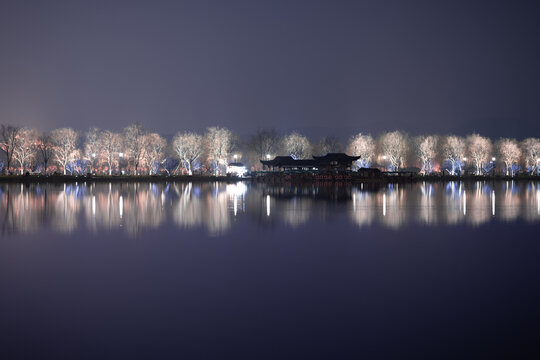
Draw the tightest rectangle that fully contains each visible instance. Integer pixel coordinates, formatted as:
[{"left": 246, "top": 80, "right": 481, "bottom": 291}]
[{"left": 1, "top": 181, "right": 540, "bottom": 359}]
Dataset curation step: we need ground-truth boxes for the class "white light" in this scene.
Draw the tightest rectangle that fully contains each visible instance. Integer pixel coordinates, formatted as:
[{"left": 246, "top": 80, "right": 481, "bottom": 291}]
[
  {"left": 382, "top": 193, "right": 386, "bottom": 216},
  {"left": 463, "top": 157, "right": 467, "bottom": 161},
  {"left": 266, "top": 195, "right": 270, "bottom": 216},
  {"left": 92, "top": 153, "right": 96, "bottom": 158},
  {"left": 119, "top": 152, "right": 124, "bottom": 158},
  {"left": 266, "top": 154, "right": 271, "bottom": 160},
  {"left": 233, "top": 154, "right": 238, "bottom": 160},
  {"left": 492, "top": 157, "right": 496, "bottom": 162},
  {"left": 227, "top": 165, "right": 247, "bottom": 177},
  {"left": 382, "top": 155, "right": 387, "bottom": 160},
  {"left": 492, "top": 190, "right": 495, "bottom": 216}
]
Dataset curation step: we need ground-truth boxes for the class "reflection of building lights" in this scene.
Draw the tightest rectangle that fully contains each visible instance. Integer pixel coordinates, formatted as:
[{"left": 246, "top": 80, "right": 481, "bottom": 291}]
[
  {"left": 463, "top": 190, "right": 467, "bottom": 216},
  {"left": 382, "top": 193, "right": 386, "bottom": 216},
  {"left": 119, "top": 196, "right": 123, "bottom": 218},
  {"left": 266, "top": 194, "right": 270, "bottom": 216},
  {"left": 492, "top": 190, "right": 495, "bottom": 216},
  {"left": 227, "top": 164, "right": 247, "bottom": 177},
  {"left": 227, "top": 182, "right": 247, "bottom": 197}
]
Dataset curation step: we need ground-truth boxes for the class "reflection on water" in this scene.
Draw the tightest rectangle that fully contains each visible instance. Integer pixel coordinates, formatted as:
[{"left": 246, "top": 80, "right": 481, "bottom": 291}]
[{"left": 1, "top": 181, "right": 540, "bottom": 236}]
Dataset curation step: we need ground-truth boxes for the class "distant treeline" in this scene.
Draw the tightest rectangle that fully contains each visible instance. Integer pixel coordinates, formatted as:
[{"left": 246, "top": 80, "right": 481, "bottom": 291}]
[{"left": 1, "top": 124, "right": 539, "bottom": 176}]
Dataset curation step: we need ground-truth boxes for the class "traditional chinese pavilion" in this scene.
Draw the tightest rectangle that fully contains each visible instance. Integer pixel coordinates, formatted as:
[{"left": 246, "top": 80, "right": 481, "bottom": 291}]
[{"left": 261, "top": 153, "right": 360, "bottom": 171}]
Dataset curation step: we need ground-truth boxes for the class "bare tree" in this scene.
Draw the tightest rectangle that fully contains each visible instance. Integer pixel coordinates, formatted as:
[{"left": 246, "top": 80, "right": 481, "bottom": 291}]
[
  {"left": 13, "top": 128, "right": 38, "bottom": 174},
  {"left": 50, "top": 128, "right": 79, "bottom": 175},
  {"left": 123, "top": 124, "right": 147, "bottom": 175},
  {"left": 521, "top": 138, "right": 540, "bottom": 175},
  {"left": 205, "top": 127, "right": 233, "bottom": 175},
  {"left": 497, "top": 138, "right": 521, "bottom": 176},
  {"left": 248, "top": 129, "right": 280, "bottom": 168},
  {"left": 283, "top": 132, "right": 311, "bottom": 159},
  {"left": 348, "top": 133, "right": 375, "bottom": 168},
  {"left": 415, "top": 135, "right": 438, "bottom": 174},
  {"left": 467, "top": 134, "right": 492, "bottom": 175},
  {"left": 100, "top": 130, "right": 122, "bottom": 175},
  {"left": 143, "top": 133, "right": 167, "bottom": 175},
  {"left": 442, "top": 135, "right": 466, "bottom": 175},
  {"left": 84, "top": 127, "right": 101, "bottom": 173},
  {"left": 173, "top": 132, "right": 203, "bottom": 175},
  {"left": 35, "top": 134, "right": 54, "bottom": 173},
  {"left": 378, "top": 131, "right": 408, "bottom": 171},
  {"left": 0, "top": 124, "right": 21, "bottom": 173},
  {"left": 314, "top": 136, "right": 343, "bottom": 156}
]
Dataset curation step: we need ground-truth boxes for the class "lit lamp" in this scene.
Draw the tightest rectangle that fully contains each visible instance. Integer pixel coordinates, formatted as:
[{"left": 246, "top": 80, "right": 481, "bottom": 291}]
[
  {"left": 92, "top": 153, "right": 96, "bottom": 158},
  {"left": 233, "top": 154, "right": 238, "bottom": 160},
  {"left": 463, "top": 157, "right": 467, "bottom": 161},
  {"left": 119, "top": 152, "right": 124, "bottom": 158},
  {"left": 492, "top": 157, "right": 496, "bottom": 162},
  {"left": 266, "top": 154, "right": 271, "bottom": 160}
]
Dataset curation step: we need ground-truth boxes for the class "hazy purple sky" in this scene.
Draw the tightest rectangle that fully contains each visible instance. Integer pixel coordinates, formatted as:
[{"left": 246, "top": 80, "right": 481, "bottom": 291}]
[{"left": 1, "top": 0, "right": 539, "bottom": 140}]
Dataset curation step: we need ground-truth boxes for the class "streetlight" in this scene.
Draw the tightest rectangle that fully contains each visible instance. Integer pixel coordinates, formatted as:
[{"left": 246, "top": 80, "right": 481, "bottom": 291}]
[
  {"left": 266, "top": 154, "right": 271, "bottom": 160},
  {"left": 492, "top": 157, "right": 496, "bottom": 162},
  {"left": 119, "top": 152, "right": 124, "bottom": 158},
  {"left": 382, "top": 155, "right": 387, "bottom": 160},
  {"left": 463, "top": 157, "right": 467, "bottom": 161},
  {"left": 233, "top": 154, "right": 238, "bottom": 160},
  {"left": 92, "top": 153, "right": 96, "bottom": 158}
]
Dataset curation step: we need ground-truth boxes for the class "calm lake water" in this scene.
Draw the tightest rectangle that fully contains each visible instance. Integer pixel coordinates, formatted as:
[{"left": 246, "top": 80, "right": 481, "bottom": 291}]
[{"left": 1, "top": 181, "right": 540, "bottom": 358}]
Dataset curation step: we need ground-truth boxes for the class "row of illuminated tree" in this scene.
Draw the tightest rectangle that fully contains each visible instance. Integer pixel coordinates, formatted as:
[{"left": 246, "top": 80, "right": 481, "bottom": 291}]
[{"left": 1, "top": 124, "right": 539, "bottom": 175}]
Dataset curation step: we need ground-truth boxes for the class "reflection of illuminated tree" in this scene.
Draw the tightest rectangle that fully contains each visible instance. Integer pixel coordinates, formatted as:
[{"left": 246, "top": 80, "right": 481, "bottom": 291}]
[
  {"left": 173, "top": 183, "right": 204, "bottom": 228},
  {"left": 418, "top": 182, "right": 438, "bottom": 225},
  {"left": 498, "top": 181, "right": 521, "bottom": 222},
  {"left": 466, "top": 182, "right": 491, "bottom": 226},
  {"left": 350, "top": 190, "right": 376, "bottom": 228},
  {"left": 379, "top": 185, "right": 408, "bottom": 228},
  {"left": 2, "top": 181, "right": 540, "bottom": 236}
]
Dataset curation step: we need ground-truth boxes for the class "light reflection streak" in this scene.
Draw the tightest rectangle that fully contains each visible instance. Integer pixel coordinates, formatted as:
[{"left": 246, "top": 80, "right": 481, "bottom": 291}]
[{"left": 1, "top": 181, "right": 540, "bottom": 236}]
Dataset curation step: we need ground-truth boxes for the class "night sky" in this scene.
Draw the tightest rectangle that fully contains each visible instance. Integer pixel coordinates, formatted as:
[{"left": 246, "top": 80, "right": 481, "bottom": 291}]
[{"left": 1, "top": 0, "right": 540, "bottom": 140}]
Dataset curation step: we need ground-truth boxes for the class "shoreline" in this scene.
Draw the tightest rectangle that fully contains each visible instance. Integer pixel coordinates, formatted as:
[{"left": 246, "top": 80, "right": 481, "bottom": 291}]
[{"left": 1, "top": 174, "right": 540, "bottom": 184}]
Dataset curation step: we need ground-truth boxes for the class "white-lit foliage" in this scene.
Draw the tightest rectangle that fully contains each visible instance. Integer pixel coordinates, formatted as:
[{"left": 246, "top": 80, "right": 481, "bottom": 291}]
[
  {"left": 205, "top": 127, "right": 233, "bottom": 175},
  {"left": 467, "top": 134, "right": 492, "bottom": 175},
  {"left": 283, "top": 132, "right": 311, "bottom": 159},
  {"left": 416, "top": 135, "right": 437, "bottom": 174},
  {"left": 51, "top": 127, "right": 79, "bottom": 175},
  {"left": 379, "top": 131, "right": 407, "bottom": 171},
  {"left": 497, "top": 138, "right": 521, "bottom": 176},
  {"left": 443, "top": 136, "right": 465, "bottom": 175},
  {"left": 173, "top": 132, "right": 203, "bottom": 175},
  {"left": 348, "top": 133, "right": 375, "bottom": 168}
]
